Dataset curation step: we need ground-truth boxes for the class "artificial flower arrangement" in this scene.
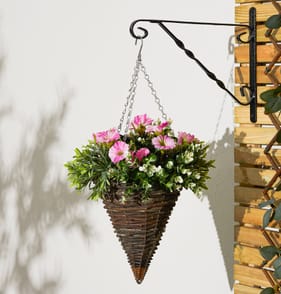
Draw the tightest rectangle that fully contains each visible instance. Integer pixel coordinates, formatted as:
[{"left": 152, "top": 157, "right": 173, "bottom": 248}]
[{"left": 65, "top": 113, "right": 214, "bottom": 202}]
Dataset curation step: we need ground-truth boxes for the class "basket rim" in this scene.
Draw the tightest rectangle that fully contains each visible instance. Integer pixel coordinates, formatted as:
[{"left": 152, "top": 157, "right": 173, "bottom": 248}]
[{"left": 104, "top": 183, "right": 180, "bottom": 203}]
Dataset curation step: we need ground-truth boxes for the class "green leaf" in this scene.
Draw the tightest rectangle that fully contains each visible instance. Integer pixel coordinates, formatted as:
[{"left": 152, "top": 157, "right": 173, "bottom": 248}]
[
  {"left": 277, "top": 130, "right": 281, "bottom": 144},
  {"left": 74, "top": 148, "right": 82, "bottom": 156},
  {"left": 273, "top": 256, "right": 281, "bottom": 270},
  {"left": 275, "top": 182, "right": 281, "bottom": 192},
  {"left": 261, "top": 86, "right": 281, "bottom": 113},
  {"left": 265, "top": 14, "right": 281, "bottom": 29},
  {"left": 261, "top": 86, "right": 281, "bottom": 101},
  {"left": 263, "top": 209, "right": 273, "bottom": 228},
  {"left": 260, "top": 246, "right": 279, "bottom": 260},
  {"left": 265, "top": 97, "right": 281, "bottom": 114},
  {"left": 274, "top": 203, "right": 281, "bottom": 221},
  {"left": 261, "top": 288, "right": 275, "bottom": 294},
  {"left": 259, "top": 199, "right": 275, "bottom": 208},
  {"left": 275, "top": 265, "right": 281, "bottom": 279}
]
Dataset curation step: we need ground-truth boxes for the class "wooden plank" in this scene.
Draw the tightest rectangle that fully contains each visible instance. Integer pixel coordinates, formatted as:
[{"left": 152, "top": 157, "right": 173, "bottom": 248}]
[
  {"left": 236, "top": 0, "right": 272, "bottom": 3},
  {"left": 235, "top": 65, "right": 281, "bottom": 84},
  {"left": 235, "top": 226, "right": 281, "bottom": 247},
  {"left": 235, "top": 2, "right": 281, "bottom": 23},
  {"left": 234, "top": 284, "right": 262, "bottom": 294},
  {"left": 234, "top": 2, "right": 281, "bottom": 292},
  {"left": 235, "top": 205, "right": 265, "bottom": 226},
  {"left": 234, "top": 245, "right": 264, "bottom": 266},
  {"left": 235, "top": 186, "right": 267, "bottom": 205},
  {"left": 235, "top": 106, "right": 270, "bottom": 124},
  {"left": 235, "top": 44, "right": 281, "bottom": 64},
  {"left": 234, "top": 86, "right": 272, "bottom": 104},
  {"left": 235, "top": 166, "right": 276, "bottom": 186},
  {"left": 235, "top": 24, "right": 281, "bottom": 43},
  {"left": 236, "top": 147, "right": 270, "bottom": 166},
  {"left": 235, "top": 146, "right": 281, "bottom": 167},
  {"left": 235, "top": 126, "right": 277, "bottom": 144},
  {"left": 234, "top": 264, "right": 272, "bottom": 287}
]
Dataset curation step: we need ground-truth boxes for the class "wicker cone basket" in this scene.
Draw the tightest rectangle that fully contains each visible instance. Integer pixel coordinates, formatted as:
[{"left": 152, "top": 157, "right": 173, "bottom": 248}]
[{"left": 103, "top": 186, "right": 180, "bottom": 284}]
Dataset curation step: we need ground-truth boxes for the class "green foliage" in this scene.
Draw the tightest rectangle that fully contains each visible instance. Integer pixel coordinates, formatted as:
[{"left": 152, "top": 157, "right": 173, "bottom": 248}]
[
  {"left": 258, "top": 199, "right": 275, "bottom": 208},
  {"left": 260, "top": 246, "right": 279, "bottom": 261},
  {"left": 261, "top": 288, "right": 275, "bottom": 294},
  {"left": 259, "top": 198, "right": 281, "bottom": 228},
  {"left": 65, "top": 142, "right": 113, "bottom": 200},
  {"left": 277, "top": 130, "right": 281, "bottom": 144},
  {"left": 260, "top": 86, "right": 281, "bottom": 114},
  {"left": 258, "top": 13, "right": 281, "bottom": 294},
  {"left": 259, "top": 245, "right": 281, "bottom": 291},
  {"left": 265, "top": 15, "right": 281, "bottom": 29},
  {"left": 65, "top": 116, "right": 214, "bottom": 202},
  {"left": 263, "top": 208, "right": 273, "bottom": 228}
]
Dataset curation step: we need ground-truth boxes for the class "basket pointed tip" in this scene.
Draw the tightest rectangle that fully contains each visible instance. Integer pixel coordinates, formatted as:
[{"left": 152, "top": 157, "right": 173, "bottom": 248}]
[{"left": 132, "top": 267, "right": 147, "bottom": 284}]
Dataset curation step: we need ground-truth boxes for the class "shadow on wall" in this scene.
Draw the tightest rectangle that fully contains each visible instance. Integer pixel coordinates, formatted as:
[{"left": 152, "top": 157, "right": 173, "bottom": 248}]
[
  {"left": 207, "top": 128, "right": 234, "bottom": 289},
  {"left": 202, "top": 34, "right": 237, "bottom": 289},
  {"left": 0, "top": 88, "right": 94, "bottom": 293}
]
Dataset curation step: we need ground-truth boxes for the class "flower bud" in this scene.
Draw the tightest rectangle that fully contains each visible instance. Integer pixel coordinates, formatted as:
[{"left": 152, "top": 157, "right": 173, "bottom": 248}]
[{"left": 166, "top": 161, "right": 174, "bottom": 169}]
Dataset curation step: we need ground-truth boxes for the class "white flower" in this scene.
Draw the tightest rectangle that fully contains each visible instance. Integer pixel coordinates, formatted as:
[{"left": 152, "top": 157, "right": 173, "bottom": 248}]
[
  {"left": 189, "top": 183, "right": 196, "bottom": 189},
  {"left": 184, "top": 151, "right": 194, "bottom": 164},
  {"left": 194, "top": 173, "right": 201, "bottom": 180},
  {"left": 166, "top": 161, "right": 174, "bottom": 169},
  {"left": 181, "top": 168, "right": 188, "bottom": 174},
  {"left": 195, "top": 189, "right": 203, "bottom": 197},
  {"left": 144, "top": 183, "right": 152, "bottom": 189},
  {"left": 139, "top": 165, "right": 146, "bottom": 172},
  {"left": 176, "top": 185, "right": 182, "bottom": 191},
  {"left": 175, "top": 176, "right": 183, "bottom": 183},
  {"left": 155, "top": 165, "right": 162, "bottom": 173}
]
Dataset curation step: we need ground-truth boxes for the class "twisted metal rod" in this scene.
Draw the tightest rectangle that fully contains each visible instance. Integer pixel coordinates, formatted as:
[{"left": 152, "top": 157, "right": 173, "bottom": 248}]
[{"left": 129, "top": 8, "right": 257, "bottom": 122}]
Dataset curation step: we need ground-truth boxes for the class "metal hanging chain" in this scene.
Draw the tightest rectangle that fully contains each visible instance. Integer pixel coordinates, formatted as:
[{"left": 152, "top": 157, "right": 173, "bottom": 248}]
[
  {"left": 123, "top": 60, "right": 140, "bottom": 134},
  {"left": 118, "top": 58, "right": 141, "bottom": 133},
  {"left": 118, "top": 40, "right": 168, "bottom": 134},
  {"left": 139, "top": 62, "right": 168, "bottom": 121}
]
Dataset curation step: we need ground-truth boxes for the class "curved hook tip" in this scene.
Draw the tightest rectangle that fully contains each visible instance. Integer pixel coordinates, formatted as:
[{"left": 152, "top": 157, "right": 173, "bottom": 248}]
[
  {"left": 236, "top": 31, "right": 250, "bottom": 44},
  {"left": 129, "top": 20, "right": 149, "bottom": 40}
]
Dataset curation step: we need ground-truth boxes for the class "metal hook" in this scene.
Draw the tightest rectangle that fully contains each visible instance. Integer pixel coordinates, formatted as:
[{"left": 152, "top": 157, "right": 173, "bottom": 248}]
[
  {"left": 236, "top": 32, "right": 250, "bottom": 44},
  {"left": 130, "top": 20, "right": 149, "bottom": 39},
  {"left": 135, "top": 38, "right": 144, "bottom": 61},
  {"left": 128, "top": 7, "right": 257, "bottom": 122}
]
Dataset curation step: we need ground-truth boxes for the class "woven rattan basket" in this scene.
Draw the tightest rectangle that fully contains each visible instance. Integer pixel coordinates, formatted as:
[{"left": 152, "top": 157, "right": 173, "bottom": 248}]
[{"left": 103, "top": 186, "right": 179, "bottom": 284}]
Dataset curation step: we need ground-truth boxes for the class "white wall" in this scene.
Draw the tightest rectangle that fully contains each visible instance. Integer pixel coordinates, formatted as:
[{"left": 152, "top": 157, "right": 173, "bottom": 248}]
[{"left": 0, "top": 1, "right": 235, "bottom": 293}]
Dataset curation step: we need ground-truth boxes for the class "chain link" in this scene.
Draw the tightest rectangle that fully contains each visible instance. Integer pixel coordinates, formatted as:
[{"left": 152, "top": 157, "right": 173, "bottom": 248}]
[
  {"left": 118, "top": 52, "right": 168, "bottom": 134},
  {"left": 118, "top": 59, "right": 141, "bottom": 133},
  {"left": 123, "top": 60, "right": 141, "bottom": 134},
  {"left": 139, "top": 62, "right": 168, "bottom": 121}
]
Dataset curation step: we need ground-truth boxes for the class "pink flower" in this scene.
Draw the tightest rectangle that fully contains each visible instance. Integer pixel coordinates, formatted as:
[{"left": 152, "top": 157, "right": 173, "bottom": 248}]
[
  {"left": 145, "top": 121, "right": 170, "bottom": 134},
  {"left": 145, "top": 125, "right": 158, "bottom": 133},
  {"left": 135, "top": 148, "right": 150, "bottom": 161},
  {"left": 159, "top": 121, "right": 169, "bottom": 129},
  {"left": 131, "top": 114, "right": 153, "bottom": 129},
  {"left": 152, "top": 135, "right": 176, "bottom": 150},
  {"left": 109, "top": 141, "right": 129, "bottom": 163},
  {"left": 178, "top": 132, "right": 195, "bottom": 145},
  {"left": 93, "top": 128, "right": 120, "bottom": 143}
]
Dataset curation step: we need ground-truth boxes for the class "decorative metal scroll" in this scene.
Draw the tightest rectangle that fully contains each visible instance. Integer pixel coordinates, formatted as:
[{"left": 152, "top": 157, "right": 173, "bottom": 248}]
[{"left": 129, "top": 8, "right": 257, "bottom": 122}]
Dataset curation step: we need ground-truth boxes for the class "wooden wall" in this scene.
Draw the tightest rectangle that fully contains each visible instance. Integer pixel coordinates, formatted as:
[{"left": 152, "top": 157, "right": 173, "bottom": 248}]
[{"left": 235, "top": 0, "right": 281, "bottom": 293}]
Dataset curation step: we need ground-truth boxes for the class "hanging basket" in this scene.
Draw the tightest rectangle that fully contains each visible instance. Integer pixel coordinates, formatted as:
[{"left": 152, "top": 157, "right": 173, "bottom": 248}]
[
  {"left": 103, "top": 186, "right": 179, "bottom": 284},
  {"left": 65, "top": 42, "right": 214, "bottom": 284}
]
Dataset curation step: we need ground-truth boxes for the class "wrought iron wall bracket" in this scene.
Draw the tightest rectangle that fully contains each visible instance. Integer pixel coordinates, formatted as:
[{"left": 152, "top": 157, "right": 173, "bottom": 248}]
[{"left": 129, "top": 7, "right": 257, "bottom": 123}]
